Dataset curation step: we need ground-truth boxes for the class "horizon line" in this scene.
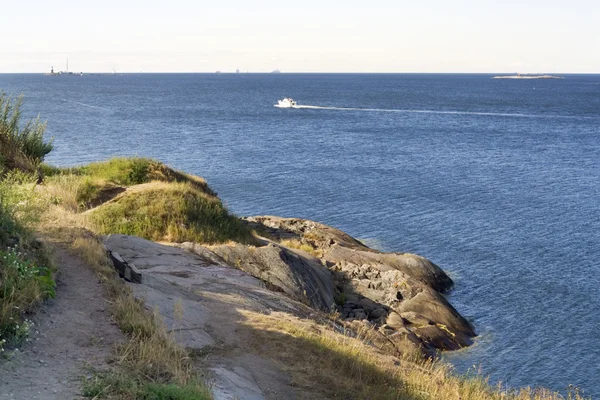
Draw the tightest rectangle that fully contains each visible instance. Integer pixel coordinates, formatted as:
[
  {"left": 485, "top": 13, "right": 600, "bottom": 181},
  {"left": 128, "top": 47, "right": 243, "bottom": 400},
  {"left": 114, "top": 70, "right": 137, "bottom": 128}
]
[{"left": 1, "top": 71, "right": 599, "bottom": 75}]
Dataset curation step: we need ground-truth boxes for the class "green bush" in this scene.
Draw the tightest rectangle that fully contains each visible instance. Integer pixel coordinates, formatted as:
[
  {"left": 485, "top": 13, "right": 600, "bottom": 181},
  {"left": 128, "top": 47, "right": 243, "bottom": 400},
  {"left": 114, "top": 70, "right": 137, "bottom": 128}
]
[
  {"left": 0, "top": 170, "right": 39, "bottom": 244},
  {"left": 0, "top": 93, "right": 53, "bottom": 174}
]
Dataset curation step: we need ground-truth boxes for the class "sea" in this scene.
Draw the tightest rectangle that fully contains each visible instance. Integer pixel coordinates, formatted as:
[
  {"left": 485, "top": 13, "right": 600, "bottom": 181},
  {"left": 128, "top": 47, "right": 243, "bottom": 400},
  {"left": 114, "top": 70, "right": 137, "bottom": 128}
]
[{"left": 1, "top": 73, "right": 599, "bottom": 397}]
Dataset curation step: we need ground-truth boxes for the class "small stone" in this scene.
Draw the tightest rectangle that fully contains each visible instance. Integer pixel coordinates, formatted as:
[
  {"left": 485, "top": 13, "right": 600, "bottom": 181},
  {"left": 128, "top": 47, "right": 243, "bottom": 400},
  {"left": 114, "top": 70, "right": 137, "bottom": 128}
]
[
  {"left": 386, "top": 312, "right": 406, "bottom": 330},
  {"left": 370, "top": 307, "right": 388, "bottom": 319},
  {"left": 353, "top": 308, "right": 367, "bottom": 320}
]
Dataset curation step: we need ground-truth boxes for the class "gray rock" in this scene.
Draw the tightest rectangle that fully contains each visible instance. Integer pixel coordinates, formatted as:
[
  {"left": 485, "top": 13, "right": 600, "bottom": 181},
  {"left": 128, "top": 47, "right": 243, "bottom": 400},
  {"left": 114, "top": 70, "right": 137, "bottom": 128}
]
[{"left": 208, "top": 243, "right": 336, "bottom": 312}]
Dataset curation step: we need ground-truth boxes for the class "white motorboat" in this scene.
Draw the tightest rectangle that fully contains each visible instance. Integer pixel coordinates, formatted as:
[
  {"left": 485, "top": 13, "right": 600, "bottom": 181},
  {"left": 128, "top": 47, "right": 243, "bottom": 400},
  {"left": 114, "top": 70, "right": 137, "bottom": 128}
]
[{"left": 275, "top": 98, "right": 297, "bottom": 108}]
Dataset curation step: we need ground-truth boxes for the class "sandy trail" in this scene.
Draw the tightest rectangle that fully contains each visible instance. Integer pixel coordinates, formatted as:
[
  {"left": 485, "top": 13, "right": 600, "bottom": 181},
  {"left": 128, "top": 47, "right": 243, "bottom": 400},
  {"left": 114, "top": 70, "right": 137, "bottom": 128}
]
[{"left": 0, "top": 244, "right": 124, "bottom": 400}]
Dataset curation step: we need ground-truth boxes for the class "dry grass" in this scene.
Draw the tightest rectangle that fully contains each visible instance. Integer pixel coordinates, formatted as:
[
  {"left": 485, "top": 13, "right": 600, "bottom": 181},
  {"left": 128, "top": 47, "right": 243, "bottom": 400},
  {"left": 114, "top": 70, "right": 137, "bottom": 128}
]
[
  {"left": 241, "top": 311, "right": 587, "bottom": 400},
  {"left": 38, "top": 174, "right": 83, "bottom": 211},
  {"left": 279, "top": 238, "right": 324, "bottom": 258}
]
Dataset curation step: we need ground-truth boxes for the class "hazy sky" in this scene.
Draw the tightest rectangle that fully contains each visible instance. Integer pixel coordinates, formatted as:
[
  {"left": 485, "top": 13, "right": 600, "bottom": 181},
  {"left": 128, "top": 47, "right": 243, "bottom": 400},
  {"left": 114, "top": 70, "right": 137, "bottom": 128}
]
[{"left": 2, "top": 0, "right": 599, "bottom": 73}]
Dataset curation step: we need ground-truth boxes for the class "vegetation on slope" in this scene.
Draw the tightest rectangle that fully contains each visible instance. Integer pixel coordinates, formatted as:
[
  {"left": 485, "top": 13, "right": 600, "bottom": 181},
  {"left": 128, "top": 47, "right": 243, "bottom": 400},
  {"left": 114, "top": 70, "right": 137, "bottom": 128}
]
[
  {"left": 243, "top": 311, "right": 586, "bottom": 400},
  {"left": 0, "top": 95, "right": 55, "bottom": 353},
  {"left": 90, "top": 181, "right": 252, "bottom": 244},
  {"left": 40, "top": 156, "right": 252, "bottom": 244}
]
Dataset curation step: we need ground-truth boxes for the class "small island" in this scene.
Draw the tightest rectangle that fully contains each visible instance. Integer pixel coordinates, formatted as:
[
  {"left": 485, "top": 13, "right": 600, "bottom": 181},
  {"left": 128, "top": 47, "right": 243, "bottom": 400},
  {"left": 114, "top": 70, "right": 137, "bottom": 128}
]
[{"left": 493, "top": 73, "right": 563, "bottom": 79}]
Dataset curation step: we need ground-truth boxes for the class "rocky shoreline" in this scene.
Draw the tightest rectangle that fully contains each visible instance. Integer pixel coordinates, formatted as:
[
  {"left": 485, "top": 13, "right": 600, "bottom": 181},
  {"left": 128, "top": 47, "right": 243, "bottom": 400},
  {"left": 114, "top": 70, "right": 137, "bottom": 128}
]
[{"left": 241, "top": 216, "right": 476, "bottom": 353}]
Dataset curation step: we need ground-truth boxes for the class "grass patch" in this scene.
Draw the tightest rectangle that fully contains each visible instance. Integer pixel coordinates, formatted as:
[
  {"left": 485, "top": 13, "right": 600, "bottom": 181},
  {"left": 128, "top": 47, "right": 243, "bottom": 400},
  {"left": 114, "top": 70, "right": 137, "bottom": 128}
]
[
  {"left": 38, "top": 157, "right": 250, "bottom": 245},
  {"left": 82, "top": 373, "right": 211, "bottom": 400},
  {"left": 279, "top": 238, "right": 323, "bottom": 257},
  {"left": 243, "top": 312, "right": 587, "bottom": 400},
  {"left": 89, "top": 182, "right": 252, "bottom": 244},
  {"left": 74, "top": 157, "right": 214, "bottom": 195}
]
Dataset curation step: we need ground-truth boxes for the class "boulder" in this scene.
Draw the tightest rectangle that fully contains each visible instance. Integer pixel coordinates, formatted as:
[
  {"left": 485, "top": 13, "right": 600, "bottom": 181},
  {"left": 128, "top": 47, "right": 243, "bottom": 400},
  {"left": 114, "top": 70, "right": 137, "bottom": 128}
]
[
  {"left": 396, "top": 290, "right": 475, "bottom": 348},
  {"left": 203, "top": 243, "right": 336, "bottom": 313}
]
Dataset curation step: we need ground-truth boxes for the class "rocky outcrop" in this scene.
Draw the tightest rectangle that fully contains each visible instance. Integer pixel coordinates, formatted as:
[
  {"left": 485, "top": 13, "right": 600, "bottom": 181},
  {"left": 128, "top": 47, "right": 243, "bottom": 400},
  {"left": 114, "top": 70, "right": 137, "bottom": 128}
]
[
  {"left": 105, "top": 212, "right": 476, "bottom": 356},
  {"left": 244, "top": 216, "right": 476, "bottom": 351},
  {"left": 184, "top": 242, "right": 336, "bottom": 313}
]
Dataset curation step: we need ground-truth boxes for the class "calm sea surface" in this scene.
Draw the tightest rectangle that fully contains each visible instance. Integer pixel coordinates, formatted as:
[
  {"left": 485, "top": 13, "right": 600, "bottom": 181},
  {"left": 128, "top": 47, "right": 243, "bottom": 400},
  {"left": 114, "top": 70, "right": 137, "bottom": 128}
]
[{"left": 1, "top": 73, "right": 599, "bottom": 397}]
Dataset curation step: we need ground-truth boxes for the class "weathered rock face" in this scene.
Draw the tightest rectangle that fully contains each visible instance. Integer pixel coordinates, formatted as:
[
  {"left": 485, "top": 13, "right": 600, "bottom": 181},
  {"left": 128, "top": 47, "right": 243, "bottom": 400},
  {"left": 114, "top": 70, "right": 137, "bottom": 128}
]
[
  {"left": 244, "top": 216, "right": 476, "bottom": 352},
  {"left": 192, "top": 242, "right": 336, "bottom": 313}
]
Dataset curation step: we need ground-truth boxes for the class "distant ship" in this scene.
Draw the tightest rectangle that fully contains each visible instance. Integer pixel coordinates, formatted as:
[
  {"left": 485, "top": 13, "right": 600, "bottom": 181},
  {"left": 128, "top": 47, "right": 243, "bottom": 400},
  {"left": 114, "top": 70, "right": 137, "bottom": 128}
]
[{"left": 271, "top": 69, "right": 281, "bottom": 74}]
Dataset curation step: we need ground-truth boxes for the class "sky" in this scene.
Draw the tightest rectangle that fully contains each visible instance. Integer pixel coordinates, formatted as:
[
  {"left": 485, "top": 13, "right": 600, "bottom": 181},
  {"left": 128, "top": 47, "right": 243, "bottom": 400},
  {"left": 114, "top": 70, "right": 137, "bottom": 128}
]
[{"left": 1, "top": 0, "right": 599, "bottom": 73}]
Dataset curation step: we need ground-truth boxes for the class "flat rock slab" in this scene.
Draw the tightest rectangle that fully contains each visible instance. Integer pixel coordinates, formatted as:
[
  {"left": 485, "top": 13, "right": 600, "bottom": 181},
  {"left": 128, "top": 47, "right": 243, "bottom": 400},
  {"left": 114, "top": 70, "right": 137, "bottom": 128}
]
[{"left": 103, "top": 234, "right": 311, "bottom": 400}]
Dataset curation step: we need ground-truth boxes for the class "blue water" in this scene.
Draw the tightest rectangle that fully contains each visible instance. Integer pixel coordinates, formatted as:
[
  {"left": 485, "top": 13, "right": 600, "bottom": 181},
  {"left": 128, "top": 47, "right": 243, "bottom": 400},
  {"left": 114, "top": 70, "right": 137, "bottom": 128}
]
[{"left": 2, "top": 73, "right": 599, "bottom": 397}]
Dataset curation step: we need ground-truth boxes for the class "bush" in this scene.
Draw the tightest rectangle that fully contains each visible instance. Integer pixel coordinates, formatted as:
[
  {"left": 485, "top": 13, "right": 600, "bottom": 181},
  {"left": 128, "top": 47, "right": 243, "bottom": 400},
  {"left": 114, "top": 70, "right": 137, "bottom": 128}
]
[{"left": 0, "top": 93, "right": 53, "bottom": 174}]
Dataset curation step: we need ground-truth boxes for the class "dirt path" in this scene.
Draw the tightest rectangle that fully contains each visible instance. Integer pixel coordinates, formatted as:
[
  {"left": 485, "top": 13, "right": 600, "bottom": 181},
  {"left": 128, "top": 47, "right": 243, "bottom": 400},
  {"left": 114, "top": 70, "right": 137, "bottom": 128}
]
[{"left": 0, "top": 244, "right": 124, "bottom": 400}]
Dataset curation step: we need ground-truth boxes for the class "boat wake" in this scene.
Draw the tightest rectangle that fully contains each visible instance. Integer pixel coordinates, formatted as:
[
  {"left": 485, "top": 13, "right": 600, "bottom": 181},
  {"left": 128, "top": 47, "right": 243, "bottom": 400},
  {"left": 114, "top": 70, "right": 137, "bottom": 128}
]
[
  {"left": 289, "top": 104, "right": 581, "bottom": 119},
  {"left": 59, "top": 98, "right": 112, "bottom": 112}
]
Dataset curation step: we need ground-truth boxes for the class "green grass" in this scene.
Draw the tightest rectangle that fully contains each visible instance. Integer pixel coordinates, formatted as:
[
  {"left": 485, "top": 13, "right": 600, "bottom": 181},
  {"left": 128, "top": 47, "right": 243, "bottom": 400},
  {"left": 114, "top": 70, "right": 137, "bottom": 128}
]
[
  {"left": 90, "top": 181, "right": 253, "bottom": 244},
  {"left": 0, "top": 94, "right": 56, "bottom": 351},
  {"left": 82, "top": 372, "right": 211, "bottom": 400},
  {"left": 72, "top": 157, "right": 215, "bottom": 195}
]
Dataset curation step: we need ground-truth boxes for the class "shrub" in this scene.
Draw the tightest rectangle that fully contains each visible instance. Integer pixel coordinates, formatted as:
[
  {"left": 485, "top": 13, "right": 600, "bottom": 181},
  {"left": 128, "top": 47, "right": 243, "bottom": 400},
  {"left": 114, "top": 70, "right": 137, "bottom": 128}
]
[{"left": 0, "top": 93, "right": 53, "bottom": 174}]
